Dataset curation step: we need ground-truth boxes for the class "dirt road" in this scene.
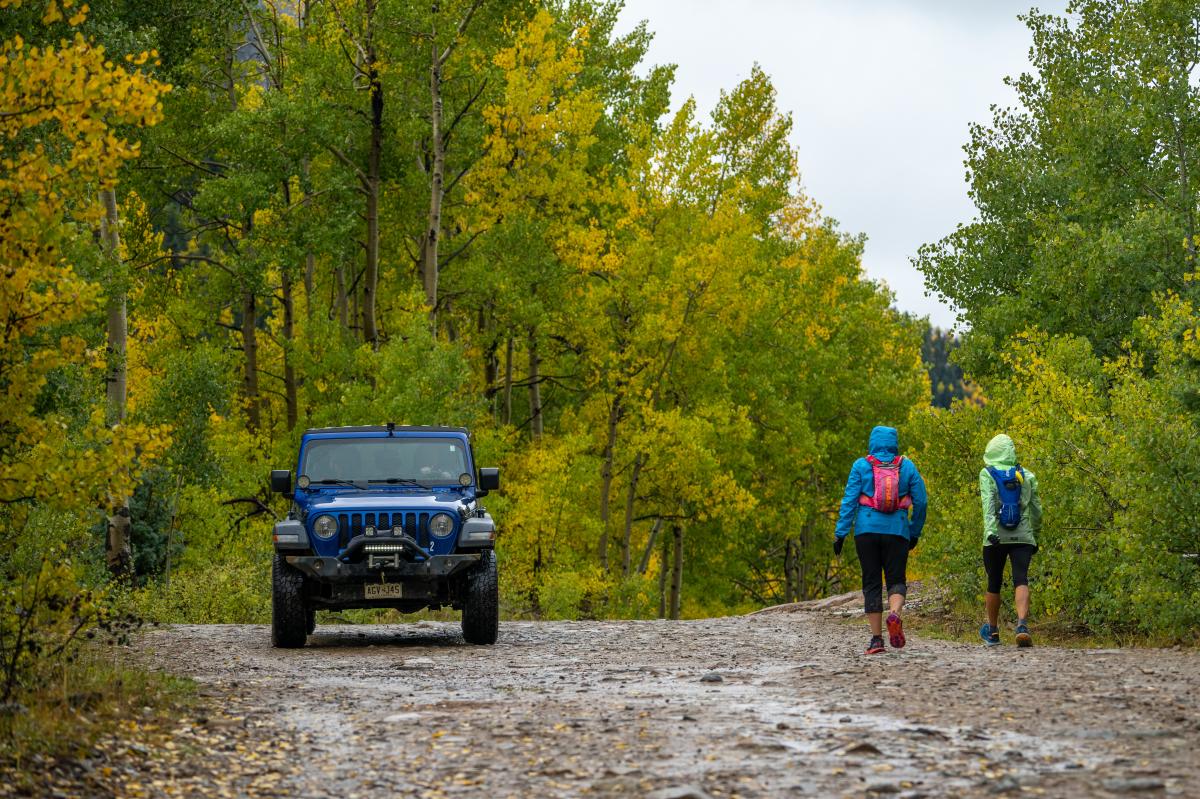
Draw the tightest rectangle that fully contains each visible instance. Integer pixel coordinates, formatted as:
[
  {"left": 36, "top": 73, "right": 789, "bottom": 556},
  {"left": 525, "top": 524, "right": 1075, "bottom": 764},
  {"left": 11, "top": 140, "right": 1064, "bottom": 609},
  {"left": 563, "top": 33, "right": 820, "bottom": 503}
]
[{"left": 125, "top": 609, "right": 1199, "bottom": 799}]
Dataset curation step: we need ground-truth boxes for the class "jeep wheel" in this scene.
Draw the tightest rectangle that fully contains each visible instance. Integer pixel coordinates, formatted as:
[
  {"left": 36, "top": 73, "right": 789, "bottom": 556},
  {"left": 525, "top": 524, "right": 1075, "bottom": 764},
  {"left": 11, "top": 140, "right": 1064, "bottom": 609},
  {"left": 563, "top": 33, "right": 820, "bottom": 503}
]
[
  {"left": 272, "top": 554, "right": 308, "bottom": 648},
  {"left": 461, "top": 550, "right": 498, "bottom": 645},
  {"left": 305, "top": 607, "right": 316, "bottom": 636}
]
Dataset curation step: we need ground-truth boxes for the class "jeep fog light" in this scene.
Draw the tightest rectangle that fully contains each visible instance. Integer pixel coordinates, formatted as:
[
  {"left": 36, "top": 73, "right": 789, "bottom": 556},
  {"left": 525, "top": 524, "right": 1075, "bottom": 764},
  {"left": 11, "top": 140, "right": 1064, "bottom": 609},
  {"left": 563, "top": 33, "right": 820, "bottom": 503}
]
[
  {"left": 429, "top": 513, "right": 454, "bottom": 537},
  {"left": 274, "top": 533, "right": 300, "bottom": 544},
  {"left": 313, "top": 514, "right": 338, "bottom": 539}
]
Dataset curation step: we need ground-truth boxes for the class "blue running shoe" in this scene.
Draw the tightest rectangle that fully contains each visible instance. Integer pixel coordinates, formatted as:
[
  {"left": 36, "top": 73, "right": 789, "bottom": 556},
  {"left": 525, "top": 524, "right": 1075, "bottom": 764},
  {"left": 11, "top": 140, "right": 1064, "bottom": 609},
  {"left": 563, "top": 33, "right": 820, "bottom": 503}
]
[
  {"left": 1015, "top": 620, "right": 1032, "bottom": 648},
  {"left": 979, "top": 623, "right": 1000, "bottom": 646}
]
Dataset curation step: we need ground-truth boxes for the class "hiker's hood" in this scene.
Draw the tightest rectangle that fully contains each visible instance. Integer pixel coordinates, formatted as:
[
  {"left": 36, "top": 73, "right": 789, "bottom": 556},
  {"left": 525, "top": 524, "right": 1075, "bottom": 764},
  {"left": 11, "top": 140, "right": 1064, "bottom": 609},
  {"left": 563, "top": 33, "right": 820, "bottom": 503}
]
[
  {"left": 984, "top": 434, "right": 1017, "bottom": 469},
  {"left": 868, "top": 426, "right": 900, "bottom": 461}
]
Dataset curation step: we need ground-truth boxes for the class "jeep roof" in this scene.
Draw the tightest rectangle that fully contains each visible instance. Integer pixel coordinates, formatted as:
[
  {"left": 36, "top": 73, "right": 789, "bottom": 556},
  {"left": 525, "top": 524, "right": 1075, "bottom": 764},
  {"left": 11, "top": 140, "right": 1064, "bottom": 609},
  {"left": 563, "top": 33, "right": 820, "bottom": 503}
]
[{"left": 302, "top": 425, "right": 470, "bottom": 436}]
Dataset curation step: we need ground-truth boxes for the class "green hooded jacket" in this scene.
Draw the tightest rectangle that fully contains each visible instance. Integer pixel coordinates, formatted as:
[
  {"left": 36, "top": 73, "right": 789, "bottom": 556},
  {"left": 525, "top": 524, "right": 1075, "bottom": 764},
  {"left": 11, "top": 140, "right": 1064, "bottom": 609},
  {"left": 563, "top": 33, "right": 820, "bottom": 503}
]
[{"left": 980, "top": 434, "right": 1042, "bottom": 548}]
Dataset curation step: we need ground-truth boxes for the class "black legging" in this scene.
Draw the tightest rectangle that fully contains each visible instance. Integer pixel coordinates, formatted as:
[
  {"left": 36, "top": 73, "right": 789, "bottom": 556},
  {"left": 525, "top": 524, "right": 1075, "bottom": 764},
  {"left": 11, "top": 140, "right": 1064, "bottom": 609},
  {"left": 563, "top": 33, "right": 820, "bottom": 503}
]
[
  {"left": 855, "top": 533, "right": 909, "bottom": 613},
  {"left": 983, "top": 543, "right": 1036, "bottom": 593}
]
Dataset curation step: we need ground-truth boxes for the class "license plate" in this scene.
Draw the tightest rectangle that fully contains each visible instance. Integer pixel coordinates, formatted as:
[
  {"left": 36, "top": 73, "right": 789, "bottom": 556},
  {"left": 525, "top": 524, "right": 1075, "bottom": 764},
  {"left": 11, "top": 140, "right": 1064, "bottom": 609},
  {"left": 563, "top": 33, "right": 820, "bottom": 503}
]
[{"left": 364, "top": 583, "right": 404, "bottom": 599}]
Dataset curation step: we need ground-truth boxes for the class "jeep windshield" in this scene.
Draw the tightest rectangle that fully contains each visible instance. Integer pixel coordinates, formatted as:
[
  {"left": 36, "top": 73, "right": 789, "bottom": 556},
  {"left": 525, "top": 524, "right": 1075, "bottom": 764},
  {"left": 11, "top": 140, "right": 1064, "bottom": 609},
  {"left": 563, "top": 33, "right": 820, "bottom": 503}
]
[{"left": 301, "top": 438, "right": 469, "bottom": 486}]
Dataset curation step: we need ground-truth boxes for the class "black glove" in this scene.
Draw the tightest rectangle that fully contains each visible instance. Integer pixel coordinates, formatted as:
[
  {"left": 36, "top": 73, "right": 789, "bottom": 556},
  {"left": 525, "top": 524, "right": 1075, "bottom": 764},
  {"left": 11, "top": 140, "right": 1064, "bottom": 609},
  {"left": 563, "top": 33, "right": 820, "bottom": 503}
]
[
  {"left": 987, "top": 534, "right": 1000, "bottom": 546},
  {"left": 908, "top": 537, "right": 918, "bottom": 551},
  {"left": 833, "top": 537, "right": 844, "bottom": 556}
]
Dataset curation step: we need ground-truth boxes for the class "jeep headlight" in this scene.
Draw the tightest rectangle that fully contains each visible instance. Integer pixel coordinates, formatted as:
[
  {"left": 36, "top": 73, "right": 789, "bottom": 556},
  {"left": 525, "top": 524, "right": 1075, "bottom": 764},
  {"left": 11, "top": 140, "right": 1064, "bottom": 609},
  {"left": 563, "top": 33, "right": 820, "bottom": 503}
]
[
  {"left": 312, "top": 514, "right": 338, "bottom": 539},
  {"left": 429, "top": 513, "right": 454, "bottom": 537}
]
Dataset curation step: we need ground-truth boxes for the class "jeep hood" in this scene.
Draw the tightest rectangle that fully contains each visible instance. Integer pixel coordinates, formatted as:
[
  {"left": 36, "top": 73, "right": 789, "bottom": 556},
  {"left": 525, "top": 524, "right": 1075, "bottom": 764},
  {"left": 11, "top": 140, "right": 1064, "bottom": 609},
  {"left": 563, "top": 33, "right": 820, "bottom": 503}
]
[{"left": 304, "top": 492, "right": 465, "bottom": 514}]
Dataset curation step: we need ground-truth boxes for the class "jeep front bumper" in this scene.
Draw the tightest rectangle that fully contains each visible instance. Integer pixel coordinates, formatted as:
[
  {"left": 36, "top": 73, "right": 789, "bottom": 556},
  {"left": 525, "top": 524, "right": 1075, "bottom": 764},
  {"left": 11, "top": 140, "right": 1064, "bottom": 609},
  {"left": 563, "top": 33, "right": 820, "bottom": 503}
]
[{"left": 284, "top": 553, "right": 481, "bottom": 583}]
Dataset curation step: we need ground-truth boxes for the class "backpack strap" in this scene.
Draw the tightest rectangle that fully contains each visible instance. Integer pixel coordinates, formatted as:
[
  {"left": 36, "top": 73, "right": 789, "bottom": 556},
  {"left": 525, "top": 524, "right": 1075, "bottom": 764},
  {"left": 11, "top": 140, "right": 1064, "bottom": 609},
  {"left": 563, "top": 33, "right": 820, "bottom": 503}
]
[
  {"left": 987, "top": 465, "right": 1023, "bottom": 484},
  {"left": 866, "top": 454, "right": 902, "bottom": 468}
]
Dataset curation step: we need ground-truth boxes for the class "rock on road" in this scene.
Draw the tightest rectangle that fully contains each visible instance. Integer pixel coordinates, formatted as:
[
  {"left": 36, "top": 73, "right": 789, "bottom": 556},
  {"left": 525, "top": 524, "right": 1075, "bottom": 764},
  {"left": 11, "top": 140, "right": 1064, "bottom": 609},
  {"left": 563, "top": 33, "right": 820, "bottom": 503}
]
[{"left": 134, "top": 611, "right": 1200, "bottom": 798}]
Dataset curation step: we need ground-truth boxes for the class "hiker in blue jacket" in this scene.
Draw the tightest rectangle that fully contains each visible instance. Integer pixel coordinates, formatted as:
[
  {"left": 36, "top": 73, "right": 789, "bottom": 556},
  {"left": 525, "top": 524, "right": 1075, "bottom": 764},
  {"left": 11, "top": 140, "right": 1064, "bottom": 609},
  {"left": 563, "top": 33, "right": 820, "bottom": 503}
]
[{"left": 834, "top": 426, "right": 928, "bottom": 654}]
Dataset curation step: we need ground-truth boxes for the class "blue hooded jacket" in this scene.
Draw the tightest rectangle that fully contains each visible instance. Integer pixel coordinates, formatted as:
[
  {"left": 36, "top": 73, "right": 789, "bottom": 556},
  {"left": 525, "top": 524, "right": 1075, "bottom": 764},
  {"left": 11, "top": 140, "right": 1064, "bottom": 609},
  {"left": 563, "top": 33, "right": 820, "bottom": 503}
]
[{"left": 835, "top": 426, "right": 927, "bottom": 543}]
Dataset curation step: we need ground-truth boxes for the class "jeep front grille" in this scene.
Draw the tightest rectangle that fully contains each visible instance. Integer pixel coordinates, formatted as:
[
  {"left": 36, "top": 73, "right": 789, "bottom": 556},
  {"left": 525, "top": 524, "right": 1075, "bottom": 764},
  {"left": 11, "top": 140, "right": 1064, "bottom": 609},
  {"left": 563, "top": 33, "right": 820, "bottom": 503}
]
[{"left": 336, "top": 512, "right": 431, "bottom": 549}]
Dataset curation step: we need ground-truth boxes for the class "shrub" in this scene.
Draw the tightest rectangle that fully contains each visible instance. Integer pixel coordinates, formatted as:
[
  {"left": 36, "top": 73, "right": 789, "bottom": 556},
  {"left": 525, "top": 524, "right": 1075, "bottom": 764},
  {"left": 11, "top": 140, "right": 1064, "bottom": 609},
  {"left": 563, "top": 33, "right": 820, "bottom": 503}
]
[{"left": 909, "top": 299, "right": 1200, "bottom": 641}]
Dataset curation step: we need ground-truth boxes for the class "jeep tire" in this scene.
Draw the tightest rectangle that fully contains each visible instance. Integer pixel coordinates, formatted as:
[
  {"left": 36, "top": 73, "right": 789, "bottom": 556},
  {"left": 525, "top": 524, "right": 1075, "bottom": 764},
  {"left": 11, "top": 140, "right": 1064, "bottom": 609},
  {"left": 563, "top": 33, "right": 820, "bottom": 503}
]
[
  {"left": 272, "top": 553, "right": 308, "bottom": 648},
  {"left": 461, "top": 549, "right": 498, "bottom": 645},
  {"left": 305, "top": 607, "right": 316, "bottom": 636}
]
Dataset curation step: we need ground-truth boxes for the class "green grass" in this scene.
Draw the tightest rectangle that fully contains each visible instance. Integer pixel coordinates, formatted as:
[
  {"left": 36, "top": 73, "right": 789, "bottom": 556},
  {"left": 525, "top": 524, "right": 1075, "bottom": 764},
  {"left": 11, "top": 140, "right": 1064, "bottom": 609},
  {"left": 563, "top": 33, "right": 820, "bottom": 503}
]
[{"left": 0, "top": 644, "right": 195, "bottom": 770}]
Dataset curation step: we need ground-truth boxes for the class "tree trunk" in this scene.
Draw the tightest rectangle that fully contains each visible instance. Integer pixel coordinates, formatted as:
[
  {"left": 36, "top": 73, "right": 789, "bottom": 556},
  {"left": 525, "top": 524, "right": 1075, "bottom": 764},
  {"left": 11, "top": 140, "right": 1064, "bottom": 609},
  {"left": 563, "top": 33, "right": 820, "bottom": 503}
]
[
  {"left": 417, "top": 0, "right": 483, "bottom": 332},
  {"left": 105, "top": 504, "right": 133, "bottom": 582},
  {"left": 226, "top": 35, "right": 238, "bottom": 112},
  {"left": 784, "top": 538, "right": 805, "bottom": 603},
  {"left": 99, "top": 187, "right": 133, "bottom": 581},
  {"left": 669, "top": 524, "right": 684, "bottom": 620},
  {"left": 783, "top": 538, "right": 795, "bottom": 603},
  {"left": 304, "top": 251, "right": 315, "bottom": 321},
  {"left": 797, "top": 521, "right": 811, "bottom": 600},
  {"left": 362, "top": 50, "right": 382, "bottom": 347},
  {"left": 421, "top": 34, "right": 445, "bottom": 331},
  {"left": 637, "top": 517, "right": 662, "bottom": 575},
  {"left": 301, "top": 160, "right": 316, "bottom": 322},
  {"left": 503, "top": 336, "right": 514, "bottom": 425},
  {"left": 483, "top": 309, "right": 498, "bottom": 387},
  {"left": 444, "top": 300, "right": 458, "bottom": 342},
  {"left": 99, "top": 188, "right": 126, "bottom": 426},
  {"left": 1173, "top": 114, "right": 1197, "bottom": 264},
  {"left": 242, "top": 290, "right": 261, "bottom": 431},
  {"left": 335, "top": 263, "right": 349, "bottom": 331},
  {"left": 527, "top": 330, "right": 542, "bottom": 438},
  {"left": 162, "top": 474, "right": 183, "bottom": 589},
  {"left": 277, "top": 179, "right": 299, "bottom": 430},
  {"left": 621, "top": 452, "right": 644, "bottom": 577},
  {"left": 597, "top": 393, "right": 621, "bottom": 572},
  {"left": 351, "top": 273, "right": 360, "bottom": 334},
  {"left": 484, "top": 345, "right": 498, "bottom": 390},
  {"left": 281, "top": 263, "right": 298, "bottom": 430},
  {"left": 657, "top": 531, "right": 669, "bottom": 619}
]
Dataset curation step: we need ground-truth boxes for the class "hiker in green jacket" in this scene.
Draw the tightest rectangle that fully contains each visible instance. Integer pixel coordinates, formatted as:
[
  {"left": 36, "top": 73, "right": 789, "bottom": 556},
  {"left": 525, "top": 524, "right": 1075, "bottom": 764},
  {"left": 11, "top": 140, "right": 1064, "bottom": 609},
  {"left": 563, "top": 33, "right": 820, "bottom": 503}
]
[{"left": 978, "top": 434, "right": 1042, "bottom": 647}]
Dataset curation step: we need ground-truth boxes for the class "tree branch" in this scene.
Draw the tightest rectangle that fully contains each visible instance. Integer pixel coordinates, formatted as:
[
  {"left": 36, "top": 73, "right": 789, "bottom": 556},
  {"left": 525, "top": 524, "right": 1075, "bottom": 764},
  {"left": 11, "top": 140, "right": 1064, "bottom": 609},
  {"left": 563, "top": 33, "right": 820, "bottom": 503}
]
[
  {"left": 438, "top": 228, "right": 483, "bottom": 271},
  {"left": 443, "top": 78, "right": 488, "bottom": 145},
  {"left": 437, "top": 0, "right": 486, "bottom": 67},
  {"left": 325, "top": 144, "right": 369, "bottom": 188}
]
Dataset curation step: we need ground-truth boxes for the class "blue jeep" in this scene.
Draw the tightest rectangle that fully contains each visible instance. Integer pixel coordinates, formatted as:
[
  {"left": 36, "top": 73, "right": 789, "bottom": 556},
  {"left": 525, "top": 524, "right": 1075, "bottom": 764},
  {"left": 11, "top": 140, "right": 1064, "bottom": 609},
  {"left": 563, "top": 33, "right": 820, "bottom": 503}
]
[{"left": 268, "top": 424, "right": 500, "bottom": 648}]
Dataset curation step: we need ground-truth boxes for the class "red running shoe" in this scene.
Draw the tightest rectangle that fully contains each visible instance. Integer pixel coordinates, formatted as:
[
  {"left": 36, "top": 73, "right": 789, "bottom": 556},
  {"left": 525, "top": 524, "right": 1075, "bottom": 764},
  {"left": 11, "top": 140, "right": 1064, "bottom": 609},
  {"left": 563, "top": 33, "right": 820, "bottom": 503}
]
[
  {"left": 865, "top": 635, "right": 886, "bottom": 655},
  {"left": 886, "top": 612, "right": 906, "bottom": 649}
]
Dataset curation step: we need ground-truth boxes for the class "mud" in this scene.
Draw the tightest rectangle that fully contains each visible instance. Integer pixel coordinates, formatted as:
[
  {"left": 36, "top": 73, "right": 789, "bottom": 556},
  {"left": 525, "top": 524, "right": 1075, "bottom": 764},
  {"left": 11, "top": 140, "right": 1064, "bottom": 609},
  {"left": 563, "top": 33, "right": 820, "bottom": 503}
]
[{"left": 136, "top": 611, "right": 1200, "bottom": 798}]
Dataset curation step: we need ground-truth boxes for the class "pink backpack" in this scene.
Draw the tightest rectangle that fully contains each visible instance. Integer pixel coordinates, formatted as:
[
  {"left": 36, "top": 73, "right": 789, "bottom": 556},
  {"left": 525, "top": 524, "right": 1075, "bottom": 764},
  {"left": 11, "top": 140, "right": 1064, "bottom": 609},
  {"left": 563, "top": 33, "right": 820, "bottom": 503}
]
[{"left": 857, "top": 454, "right": 912, "bottom": 513}]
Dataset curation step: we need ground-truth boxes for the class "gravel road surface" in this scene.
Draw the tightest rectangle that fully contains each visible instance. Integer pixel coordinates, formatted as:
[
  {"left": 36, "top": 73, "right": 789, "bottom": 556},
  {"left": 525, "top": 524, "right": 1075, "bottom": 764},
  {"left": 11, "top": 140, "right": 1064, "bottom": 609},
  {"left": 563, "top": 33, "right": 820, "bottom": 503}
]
[{"left": 124, "top": 609, "right": 1200, "bottom": 799}]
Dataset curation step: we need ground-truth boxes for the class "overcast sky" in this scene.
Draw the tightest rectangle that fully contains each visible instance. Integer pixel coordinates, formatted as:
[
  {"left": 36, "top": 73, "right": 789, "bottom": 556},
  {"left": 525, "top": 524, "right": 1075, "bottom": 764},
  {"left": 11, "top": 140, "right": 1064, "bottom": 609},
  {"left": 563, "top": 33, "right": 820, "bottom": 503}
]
[{"left": 614, "top": 0, "right": 1069, "bottom": 329}]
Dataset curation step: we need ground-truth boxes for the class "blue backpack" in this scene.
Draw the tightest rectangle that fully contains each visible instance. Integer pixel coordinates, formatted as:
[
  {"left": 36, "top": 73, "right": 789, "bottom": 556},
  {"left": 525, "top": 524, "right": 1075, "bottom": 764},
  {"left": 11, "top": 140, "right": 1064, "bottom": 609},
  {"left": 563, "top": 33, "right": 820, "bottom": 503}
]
[{"left": 986, "top": 466, "right": 1025, "bottom": 529}]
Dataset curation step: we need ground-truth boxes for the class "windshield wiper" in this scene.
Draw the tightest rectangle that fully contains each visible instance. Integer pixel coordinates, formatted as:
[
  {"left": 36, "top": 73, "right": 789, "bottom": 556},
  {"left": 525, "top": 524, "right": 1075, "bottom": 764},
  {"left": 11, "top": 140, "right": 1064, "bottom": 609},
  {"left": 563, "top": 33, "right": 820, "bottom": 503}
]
[
  {"left": 367, "top": 478, "right": 428, "bottom": 488},
  {"left": 312, "top": 478, "right": 369, "bottom": 489}
]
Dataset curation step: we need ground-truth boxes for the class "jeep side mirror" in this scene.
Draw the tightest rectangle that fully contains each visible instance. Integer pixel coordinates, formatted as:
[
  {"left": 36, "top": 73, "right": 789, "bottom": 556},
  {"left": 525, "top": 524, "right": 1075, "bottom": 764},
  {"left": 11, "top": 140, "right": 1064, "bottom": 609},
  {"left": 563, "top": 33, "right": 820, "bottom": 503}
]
[
  {"left": 270, "top": 469, "right": 292, "bottom": 495},
  {"left": 477, "top": 467, "right": 500, "bottom": 495}
]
